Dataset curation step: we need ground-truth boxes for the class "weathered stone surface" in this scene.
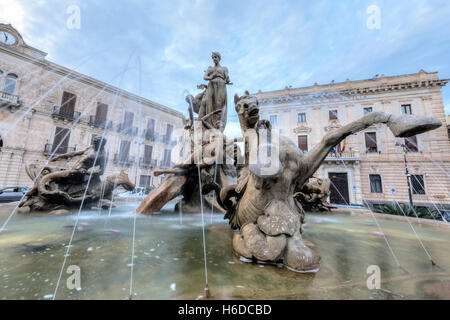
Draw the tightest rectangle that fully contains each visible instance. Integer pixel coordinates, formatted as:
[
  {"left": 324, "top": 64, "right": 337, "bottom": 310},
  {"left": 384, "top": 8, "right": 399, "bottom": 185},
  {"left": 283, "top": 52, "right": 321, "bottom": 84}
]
[
  {"left": 387, "top": 114, "right": 442, "bottom": 137},
  {"left": 136, "top": 56, "right": 442, "bottom": 274},
  {"left": 294, "top": 178, "right": 334, "bottom": 212},
  {"left": 136, "top": 174, "right": 187, "bottom": 214},
  {"left": 222, "top": 92, "right": 441, "bottom": 273},
  {"left": 19, "top": 136, "right": 134, "bottom": 213}
]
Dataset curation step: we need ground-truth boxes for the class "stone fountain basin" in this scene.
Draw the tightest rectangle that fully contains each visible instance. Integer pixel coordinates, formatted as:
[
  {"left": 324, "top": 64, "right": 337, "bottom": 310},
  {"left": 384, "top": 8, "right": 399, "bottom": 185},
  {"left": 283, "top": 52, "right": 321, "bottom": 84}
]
[{"left": 0, "top": 201, "right": 449, "bottom": 300}]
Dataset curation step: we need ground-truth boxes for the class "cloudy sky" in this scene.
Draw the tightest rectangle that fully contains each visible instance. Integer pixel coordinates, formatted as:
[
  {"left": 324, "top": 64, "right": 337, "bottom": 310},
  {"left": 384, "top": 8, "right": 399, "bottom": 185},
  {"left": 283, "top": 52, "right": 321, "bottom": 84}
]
[{"left": 1, "top": 0, "right": 449, "bottom": 135}]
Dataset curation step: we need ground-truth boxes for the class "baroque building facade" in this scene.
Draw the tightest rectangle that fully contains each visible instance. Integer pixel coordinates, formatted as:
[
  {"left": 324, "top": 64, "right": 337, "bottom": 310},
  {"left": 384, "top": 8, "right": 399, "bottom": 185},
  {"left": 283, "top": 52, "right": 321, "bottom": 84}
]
[
  {"left": 0, "top": 24, "right": 184, "bottom": 190},
  {"left": 256, "top": 71, "right": 450, "bottom": 208}
]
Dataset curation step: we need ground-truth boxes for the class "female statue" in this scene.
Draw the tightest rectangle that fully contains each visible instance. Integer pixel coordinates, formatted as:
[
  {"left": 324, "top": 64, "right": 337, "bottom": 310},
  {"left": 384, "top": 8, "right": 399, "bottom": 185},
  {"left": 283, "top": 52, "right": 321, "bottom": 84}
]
[{"left": 202, "top": 52, "right": 231, "bottom": 130}]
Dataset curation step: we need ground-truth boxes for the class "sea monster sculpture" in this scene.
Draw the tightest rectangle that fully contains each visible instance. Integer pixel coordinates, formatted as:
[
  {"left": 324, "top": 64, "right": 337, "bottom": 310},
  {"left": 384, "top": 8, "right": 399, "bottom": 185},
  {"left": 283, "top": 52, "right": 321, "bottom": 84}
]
[
  {"left": 19, "top": 136, "right": 135, "bottom": 213},
  {"left": 294, "top": 177, "right": 334, "bottom": 212},
  {"left": 217, "top": 91, "right": 441, "bottom": 273}
]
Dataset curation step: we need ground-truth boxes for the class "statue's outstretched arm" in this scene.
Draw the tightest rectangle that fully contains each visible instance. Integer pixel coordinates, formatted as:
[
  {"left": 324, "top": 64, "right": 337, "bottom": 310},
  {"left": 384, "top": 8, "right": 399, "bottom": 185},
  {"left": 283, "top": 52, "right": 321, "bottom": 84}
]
[{"left": 298, "top": 112, "right": 441, "bottom": 186}]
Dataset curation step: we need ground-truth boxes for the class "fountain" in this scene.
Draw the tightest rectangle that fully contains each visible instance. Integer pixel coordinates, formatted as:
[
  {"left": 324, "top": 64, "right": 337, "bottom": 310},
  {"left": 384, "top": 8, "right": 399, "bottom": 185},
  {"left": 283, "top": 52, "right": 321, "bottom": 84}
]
[
  {"left": 136, "top": 54, "right": 443, "bottom": 273},
  {"left": 0, "top": 53, "right": 448, "bottom": 300}
]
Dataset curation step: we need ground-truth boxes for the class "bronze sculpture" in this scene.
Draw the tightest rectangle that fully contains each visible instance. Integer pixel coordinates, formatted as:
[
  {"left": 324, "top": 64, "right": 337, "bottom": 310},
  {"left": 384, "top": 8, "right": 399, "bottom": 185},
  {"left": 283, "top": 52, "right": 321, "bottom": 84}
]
[
  {"left": 19, "top": 136, "right": 135, "bottom": 213},
  {"left": 294, "top": 178, "right": 334, "bottom": 212},
  {"left": 219, "top": 91, "right": 441, "bottom": 272},
  {"left": 200, "top": 52, "right": 231, "bottom": 131},
  {"left": 136, "top": 54, "right": 442, "bottom": 272}
]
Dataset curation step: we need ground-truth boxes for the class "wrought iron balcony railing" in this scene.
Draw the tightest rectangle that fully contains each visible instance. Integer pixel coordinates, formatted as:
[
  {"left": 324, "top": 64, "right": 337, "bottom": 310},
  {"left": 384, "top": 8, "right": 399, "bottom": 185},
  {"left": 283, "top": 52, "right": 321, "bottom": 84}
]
[
  {"left": 51, "top": 106, "right": 81, "bottom": 122},
  {"left": 161, "top": 134, "right": 177, "bottom": 146},
  {"left": 117, "top": 123, "right": 138, "bottom": 136},
  {"left": 142, "top": 130, "right": 158, "bottom": 141},
  {"left": 89, "top": 115, "right": 112, "bottom": 130},
  {"left": 113, "top": 154, "right": 136, "bottom": 166},
  {"left": 44, "top": 143, "right": 76, "bottom": 156},
  {"left": 139, "top": 157, "right": 157, "bottom": 168},
  {"left": 325, "top": 150, "right": 361, "bottom": 162}
]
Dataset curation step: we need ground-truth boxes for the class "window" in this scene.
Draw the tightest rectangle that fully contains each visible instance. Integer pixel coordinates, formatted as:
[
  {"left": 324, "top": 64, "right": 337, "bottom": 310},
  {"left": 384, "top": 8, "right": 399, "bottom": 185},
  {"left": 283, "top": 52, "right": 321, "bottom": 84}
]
[
  {"left": 369, "top": 175, "right": 383, "bottom": 193},
  {"left": 52, "top": 127, "right": 70, "bottom": 154},
  {"left": 123, "top": 111, "right": 134, "bottom": 129},
  {"left": 60, "top": 91, "right": 76, "bottom": 117},
  {"left": 147, "top": 118, "right": 155, "bottom": 137},
  {"left": 329, "top": 110, "right": 338, "bottom": 120},
  {"left": 144, "top": 145, "right": 153, "bottom": 160},
  {"left": 298, "top": 135, "right": 308, "bottom": 153},
  {"left": 363, "top": 107, "right": 373, "bottom": 115},
  {"left": 401, "top": 104, "right": 412, "bottom": 115},
  {"left": 0, "top": 134, "right": 3, "bottom": 151},
  {"left": 118, "top": 140, "right": 131, "bottom": 162},
  {"left": 139, "top": 175, "right": 152, "bottom": 189},
  {"left": 365, "top": 132, "right": 378, "bottom": 153},
  {"left": 298, "top": 113, "right": 306, "bottom": 123},
  {"left": 165, "top": 124, "right": 173, "bottom": 143},
  {"left": 269, "top": 115, "right": 277, "bottom": 127},
  {"left": 3, "top": 73, "right": 18, "bottom": 94},
  {"left": 95, "top": 102, "right": 108, "bottom": 124},
  {"left": 163, "top": 149, "right": 172, "bottom": 167},
  {"left": 405, "top": 136, "right": 418, "bottom": 152},
  {"left": 411, "top": 175, "right": 425, "bottom": 195}
]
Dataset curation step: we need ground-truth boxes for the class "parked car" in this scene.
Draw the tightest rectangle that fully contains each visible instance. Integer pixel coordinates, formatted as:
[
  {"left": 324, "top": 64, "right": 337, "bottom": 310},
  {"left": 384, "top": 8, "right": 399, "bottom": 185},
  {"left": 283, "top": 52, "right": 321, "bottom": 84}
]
[
  {"left": 0, "top": 186, "right": 29, "bottom": 203},
  {"left": 442, "top": 210, "right": 450, "bottom": 222}
]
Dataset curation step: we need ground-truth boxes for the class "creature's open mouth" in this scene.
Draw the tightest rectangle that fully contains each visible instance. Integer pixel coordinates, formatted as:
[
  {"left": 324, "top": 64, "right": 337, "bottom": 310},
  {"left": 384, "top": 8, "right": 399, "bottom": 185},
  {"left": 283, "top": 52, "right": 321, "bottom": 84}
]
[{"left": 248, "top": 108, "right": 259, "bottom": 117}]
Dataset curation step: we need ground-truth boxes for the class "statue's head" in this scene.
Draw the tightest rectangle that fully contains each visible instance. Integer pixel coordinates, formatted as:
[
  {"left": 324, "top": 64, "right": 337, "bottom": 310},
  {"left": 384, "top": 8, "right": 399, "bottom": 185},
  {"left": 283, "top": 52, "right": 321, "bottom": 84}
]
[
  {"left": 92, "top": 136, "right": 107, "bottom": 151},
  {"left": 234, "top": 91, "right": 260, "bottom": 129},
  {"left": 211, "top": 52, "right": 221, "bottom": 64}
]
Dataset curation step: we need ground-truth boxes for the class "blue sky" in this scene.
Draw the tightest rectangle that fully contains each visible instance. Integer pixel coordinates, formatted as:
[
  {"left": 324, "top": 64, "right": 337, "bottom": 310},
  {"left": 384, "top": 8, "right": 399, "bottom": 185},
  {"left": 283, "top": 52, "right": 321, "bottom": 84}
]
[{"left": 1, "top": 0, "right": 449, "bottom": 135}]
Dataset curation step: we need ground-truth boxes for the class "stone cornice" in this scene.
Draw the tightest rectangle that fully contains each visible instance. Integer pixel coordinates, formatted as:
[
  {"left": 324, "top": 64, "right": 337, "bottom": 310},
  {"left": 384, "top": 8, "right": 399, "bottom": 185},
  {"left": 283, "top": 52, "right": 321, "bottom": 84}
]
[
  {"left": 293, "top": 123, "right": 312, "bottom": 134},
  {"left": 257, "top": 79, "right": 449, "bottom": 106},
  {"left": 324, "top": 120, "right": 342, "bottom": 132}
]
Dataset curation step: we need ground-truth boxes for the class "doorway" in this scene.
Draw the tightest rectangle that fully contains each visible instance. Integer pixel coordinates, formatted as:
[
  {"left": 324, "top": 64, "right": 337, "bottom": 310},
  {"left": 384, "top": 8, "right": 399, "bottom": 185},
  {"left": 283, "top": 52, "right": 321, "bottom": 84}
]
[{"left": 328, "top": 172, "right": 349, "bottom": 205}]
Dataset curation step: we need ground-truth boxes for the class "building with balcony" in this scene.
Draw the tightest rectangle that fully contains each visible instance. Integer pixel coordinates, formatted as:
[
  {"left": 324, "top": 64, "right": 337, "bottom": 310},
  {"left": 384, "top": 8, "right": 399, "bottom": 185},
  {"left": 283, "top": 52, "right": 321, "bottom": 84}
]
[
  {"left": 0, "top": 24, "right": 184, "bottom": 191},
  {"left": 256, "top": 71, "right": 450, "bottom": 208}
]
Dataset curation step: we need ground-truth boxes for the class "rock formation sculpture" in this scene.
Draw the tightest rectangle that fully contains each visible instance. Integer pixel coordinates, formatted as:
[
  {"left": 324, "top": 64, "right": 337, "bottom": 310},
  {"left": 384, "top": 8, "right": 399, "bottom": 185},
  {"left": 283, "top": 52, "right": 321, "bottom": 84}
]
[{"left": 19, "top": 136, "right": 135, "bottom": 213}]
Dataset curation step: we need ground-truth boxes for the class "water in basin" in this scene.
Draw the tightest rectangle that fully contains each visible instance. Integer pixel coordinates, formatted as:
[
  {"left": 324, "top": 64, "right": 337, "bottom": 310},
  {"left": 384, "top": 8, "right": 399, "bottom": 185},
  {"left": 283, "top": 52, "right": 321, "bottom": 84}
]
[{"left": 0, "top": 202, "right": 449, "bottom": 300}]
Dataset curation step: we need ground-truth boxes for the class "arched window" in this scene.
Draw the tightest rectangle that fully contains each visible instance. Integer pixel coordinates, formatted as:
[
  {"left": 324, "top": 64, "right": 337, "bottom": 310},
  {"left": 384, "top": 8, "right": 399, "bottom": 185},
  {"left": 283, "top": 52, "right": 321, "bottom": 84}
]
[{"left": 3, "top": 73, "right": 18, "bottom": 94}]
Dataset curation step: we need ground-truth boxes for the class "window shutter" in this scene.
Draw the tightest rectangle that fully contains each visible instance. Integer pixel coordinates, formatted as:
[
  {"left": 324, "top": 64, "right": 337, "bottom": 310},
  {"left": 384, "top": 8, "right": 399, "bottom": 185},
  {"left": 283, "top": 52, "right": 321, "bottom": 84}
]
[
  {"left": 52, "top": 127, "right": 70, "bottom": 154},
  {"left": 95, "top": 103, "right": 108, "bottom": 123}
]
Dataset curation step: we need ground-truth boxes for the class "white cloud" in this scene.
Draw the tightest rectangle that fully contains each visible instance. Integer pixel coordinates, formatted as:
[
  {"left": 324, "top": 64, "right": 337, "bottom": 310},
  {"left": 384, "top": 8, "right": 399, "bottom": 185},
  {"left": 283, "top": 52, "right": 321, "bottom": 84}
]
[{"left": 0, "top": 0, "right": 26, "bottom": 31}]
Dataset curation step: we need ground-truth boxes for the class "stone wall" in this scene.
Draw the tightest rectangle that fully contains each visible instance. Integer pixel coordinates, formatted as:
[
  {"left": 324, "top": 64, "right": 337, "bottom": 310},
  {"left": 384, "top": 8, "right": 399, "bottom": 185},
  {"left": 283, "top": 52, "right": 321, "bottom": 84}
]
[{"left": 0, "top": 26, "right": 184, "bottom": 190}]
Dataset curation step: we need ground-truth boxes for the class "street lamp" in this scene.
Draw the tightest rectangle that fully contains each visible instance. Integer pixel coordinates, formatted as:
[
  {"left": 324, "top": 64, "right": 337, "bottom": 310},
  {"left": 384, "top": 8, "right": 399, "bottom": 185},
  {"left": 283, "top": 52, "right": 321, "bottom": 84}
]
[{"left": 395, "top": 142, "right": 414, "bottom": 207}]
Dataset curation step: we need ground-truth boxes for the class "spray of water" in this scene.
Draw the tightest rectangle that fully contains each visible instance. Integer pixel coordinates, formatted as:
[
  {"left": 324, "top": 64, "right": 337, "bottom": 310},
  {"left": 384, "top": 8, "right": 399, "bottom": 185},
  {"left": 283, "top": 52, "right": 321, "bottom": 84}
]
[{"left": 185, "top": 93, "right": 210, "bottom": 298}]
